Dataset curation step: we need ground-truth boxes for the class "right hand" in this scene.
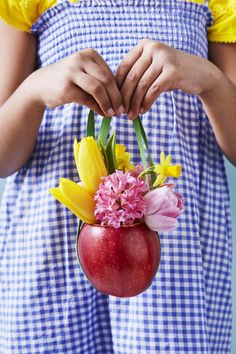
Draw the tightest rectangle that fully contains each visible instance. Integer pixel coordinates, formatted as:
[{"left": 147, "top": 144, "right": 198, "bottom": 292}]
[{"left": 29, "top": 48, "right": 125, "bottom": 116}]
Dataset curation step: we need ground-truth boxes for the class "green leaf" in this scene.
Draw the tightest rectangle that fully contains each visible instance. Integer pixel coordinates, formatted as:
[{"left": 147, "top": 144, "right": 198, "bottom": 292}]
[
  {"left": 86, "top": 110, "right": 95, "bottom": 138},
  {"left": 105, "top": 131, "right": 117, "bottom": 174},
  {"left": 133, "top": 118, "right": 147, "bottom": 170},
  {"left": 138, "top": 166, "right": 155, "bottom": 178},
  {"left": 137, "top": 116, "right": 156, "bottom": 185},
  {"left": 133, "top": 118, "right": 152, "bottom": 190},
  {"left": 75, "top": 219, "right": 84, "bottom": 267},
  {"left": 97, "top": 117, "right": 112, "bottom": 172},
  {"left": 78, "top": 219, "right": 84, "bottom": 232},
  {"left": 97, "top": 138, "right": 109, "bottom": 171},
  {"left": 97, "top": 116, "right": 112, "bottom": 146},
  {"left": 138, "top": 116, "right": 154, "bottom": 166}
]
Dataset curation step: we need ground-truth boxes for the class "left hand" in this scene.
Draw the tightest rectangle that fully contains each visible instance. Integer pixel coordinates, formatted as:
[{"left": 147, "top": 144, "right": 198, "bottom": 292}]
[{"left": 115, "top": 38, "right": 217, "bottom": 119}]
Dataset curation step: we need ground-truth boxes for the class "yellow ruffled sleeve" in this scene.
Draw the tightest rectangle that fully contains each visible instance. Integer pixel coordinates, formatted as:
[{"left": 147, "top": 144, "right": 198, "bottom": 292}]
[
  {"left": 0, "top": 0, "right": 57, "bottom": 32},
  {"left": 208, "top": 0, "right": 236, "bottom": 42}
]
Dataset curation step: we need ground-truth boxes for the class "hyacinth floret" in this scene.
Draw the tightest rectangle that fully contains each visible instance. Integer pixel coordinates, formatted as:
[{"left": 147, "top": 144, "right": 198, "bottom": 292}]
[{"left": 94, "top": 170, "right": 148, "bottom": 228}]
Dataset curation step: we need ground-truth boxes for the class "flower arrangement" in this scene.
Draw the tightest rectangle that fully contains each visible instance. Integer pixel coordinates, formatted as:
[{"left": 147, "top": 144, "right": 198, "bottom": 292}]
[{"left": 49, "top": 111, "right": 183, "bottom": 297}]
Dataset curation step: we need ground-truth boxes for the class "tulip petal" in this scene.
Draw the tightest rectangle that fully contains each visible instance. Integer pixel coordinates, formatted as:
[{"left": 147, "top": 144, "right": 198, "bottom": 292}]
[
  {"left": 49, "top": 187, "right": 94, "bottom": 224},
  {"left": 79, "top": 137, "right": 108, "bottom": 194},
  {"left": 59, "top": 178, "right": 96, "bottom": 222},
  {"left": 145, "top": 214, "right": 178, "bottom": 232},
  {"left": 73, "top": 139, "right": 80, "bottom": 175},
  {"left": 144, "top": 187, "right": 171, "bottom": 213},
  {"left": 158, "top": 206, "right": 183, "bottom": 218},
  {"left": 144, "top": 186, "right": 183, "bottom": 232},
  {"left": 144, "top": 189, "right": 166, "bottom": 214}
]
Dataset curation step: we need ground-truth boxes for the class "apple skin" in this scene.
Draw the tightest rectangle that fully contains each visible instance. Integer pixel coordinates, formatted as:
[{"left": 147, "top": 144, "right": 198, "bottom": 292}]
[{"left": 77, "top": 223, "right": 161, "bottom": 297}]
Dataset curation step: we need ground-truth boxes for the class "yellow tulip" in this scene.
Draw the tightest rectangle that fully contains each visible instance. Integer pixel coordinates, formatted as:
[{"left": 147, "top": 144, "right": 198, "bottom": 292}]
[
  {"left": 73, "top": 139, "right": 80, "bottom": 174},
  {"left": 49, "top": 178, "right": 96, "bottom": 224},
  {"left": 116, "top": 144, "right": 135, "bottom": 172},
  {"left": 74, "top": 137, "right": 108, "bottom": 194}
]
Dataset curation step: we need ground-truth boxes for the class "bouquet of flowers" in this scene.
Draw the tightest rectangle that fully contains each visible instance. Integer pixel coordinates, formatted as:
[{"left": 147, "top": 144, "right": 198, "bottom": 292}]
[{"left": 50, "top": 111, "right": 183, "bottom": 297}]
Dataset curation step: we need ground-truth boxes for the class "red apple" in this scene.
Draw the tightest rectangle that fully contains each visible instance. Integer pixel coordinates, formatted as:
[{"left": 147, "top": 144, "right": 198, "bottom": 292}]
[{"left": 77, "top": 223, "right": 161, "bottom": 297}]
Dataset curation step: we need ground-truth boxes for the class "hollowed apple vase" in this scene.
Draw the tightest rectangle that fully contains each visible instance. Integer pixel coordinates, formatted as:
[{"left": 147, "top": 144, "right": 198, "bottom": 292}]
[{"left": 76, "top": 222, "right": 161, "bottom": 297}]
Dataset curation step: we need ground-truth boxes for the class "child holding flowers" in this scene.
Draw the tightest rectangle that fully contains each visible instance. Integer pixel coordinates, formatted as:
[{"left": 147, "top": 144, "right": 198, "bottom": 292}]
[{"left": 0, "top": 0, "right": 236, "bottom": 353}]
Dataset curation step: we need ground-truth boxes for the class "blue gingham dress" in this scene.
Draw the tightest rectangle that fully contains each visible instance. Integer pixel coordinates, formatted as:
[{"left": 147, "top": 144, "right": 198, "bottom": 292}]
[{"left": 0, "top": 0, "right": 233, "bottom": 353}]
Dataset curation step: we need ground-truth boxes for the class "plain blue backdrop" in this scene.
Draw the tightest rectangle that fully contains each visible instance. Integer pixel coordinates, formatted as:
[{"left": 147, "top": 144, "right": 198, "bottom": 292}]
[{"left": 0, "top": 159, "right": 235, "bottom": 352}]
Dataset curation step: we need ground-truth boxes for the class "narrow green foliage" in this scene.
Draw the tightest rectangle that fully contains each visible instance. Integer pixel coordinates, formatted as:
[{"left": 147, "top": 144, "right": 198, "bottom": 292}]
[
  {"left": 97, "top": 117, "right": 112, "bottom": 146},
  {"left": 137, "top": 116, "right": 156, "bottom": 185},
  {"left": 97, "top": 138, "right": 109, "bottom": 171},
  {"left": 86, "top": 110, "right": 95, "bottom": 138},
  {"left": 139, "top": 166, "right": 155, "bottom": 178},
  {"left": 133, "top": 118, "right": 147, "bottom": 171},
  {"left": 105, "top": 131, "right": 117, "bottom": 174}
]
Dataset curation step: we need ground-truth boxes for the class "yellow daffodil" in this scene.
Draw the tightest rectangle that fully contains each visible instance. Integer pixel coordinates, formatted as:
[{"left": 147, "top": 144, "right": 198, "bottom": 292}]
[
  {"left": 153, "top": 151, "right": 182, "bottom": 187},
  {"left": 49, "top": 178, "right": 96, "bottom": 224},
  {"left": 74, "top": 137, "right": 108, "bottom": 194},
  {"left": 116, "top": 144, "right": 135, "bottom": 172}
]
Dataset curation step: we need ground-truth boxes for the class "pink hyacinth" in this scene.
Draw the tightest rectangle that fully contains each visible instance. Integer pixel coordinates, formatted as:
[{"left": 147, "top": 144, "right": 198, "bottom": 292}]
[
  {"left": 144, "top": 185, "right": 184, "bottom": 232},
  {"left": 94, "top": 170, "right": 148, "bottom": 228}
]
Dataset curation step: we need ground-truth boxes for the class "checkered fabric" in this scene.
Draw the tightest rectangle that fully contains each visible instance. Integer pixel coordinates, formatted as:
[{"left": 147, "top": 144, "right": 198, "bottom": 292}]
[{"left": 0, "top": 0, "right": 232, "bottom": 353}]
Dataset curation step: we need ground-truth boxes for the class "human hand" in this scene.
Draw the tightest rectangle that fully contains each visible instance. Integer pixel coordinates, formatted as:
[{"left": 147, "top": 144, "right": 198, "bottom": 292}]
[
  {"left": 30, "top": 48, "right": 124, "bottom": 116},
  {"left": 115, "top": 39, "right": 217, "bottom": 119}
]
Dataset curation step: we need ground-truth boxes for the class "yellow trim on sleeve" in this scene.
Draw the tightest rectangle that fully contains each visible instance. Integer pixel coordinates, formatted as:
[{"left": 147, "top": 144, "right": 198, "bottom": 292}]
[
  {"left": 0, "top": 0, "right": 58, "bottom": 32},
  {"left": 184, "top": 0, "right": 205, "bottom": 4},
  {"left": 208, "top": 0, "right": 236, "bottom": 43}
]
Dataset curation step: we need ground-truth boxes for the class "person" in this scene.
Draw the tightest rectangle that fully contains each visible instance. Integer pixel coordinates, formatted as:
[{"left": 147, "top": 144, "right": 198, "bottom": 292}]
[{"left": 0, "top": 0, "right": 235, "bottom": 353}]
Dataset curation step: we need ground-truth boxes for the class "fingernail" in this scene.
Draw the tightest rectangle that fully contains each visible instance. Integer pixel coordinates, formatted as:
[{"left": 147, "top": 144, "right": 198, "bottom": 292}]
[
  {"left": 107, "top": 108, "right": 115, "bottom": 116},
  {"left": 140, "top": 107, "right": 144, "bottom": 114},
  {"left": 117, "top": 105, "right": 125, "bottom": 115},
  {"left": 127, "top": 111, "right": 134, "bottom": 119}
]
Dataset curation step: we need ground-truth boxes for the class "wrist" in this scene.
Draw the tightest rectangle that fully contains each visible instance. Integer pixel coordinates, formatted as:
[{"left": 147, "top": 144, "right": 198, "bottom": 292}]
[
  {"left": 22, "top": 70, "right": 47, "bottom": 111},
  {"left": 199, "top": 62, "right": 225, "bottom": 101}
]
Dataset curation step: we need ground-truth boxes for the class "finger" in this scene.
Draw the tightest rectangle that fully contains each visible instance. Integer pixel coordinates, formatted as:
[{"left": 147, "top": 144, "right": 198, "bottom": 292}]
[
  {"left": 115, "top": 43, "right": 143, "bottom": 89},
  {"left": 120, "top": 54, "right": 152, "bottom": 113},
  {"left": 89, "top": 48, "right": 114, "bottom": 74},
  {"left": 127, "top": 62, "right": 162, "bottom": 120},
  {"left": 141, "top": 71, "right": 173, "bottom": 114},
  {"left": 69, "top": 84, "right": 104, "bottom": 115},
  {"left": 88, "top": 50, "right": 126, "bottom": 113},
  {"left": 73, "top": 71, "right": 115, "bottom": 116},
  {"left": 83, "top": 60, "right": 124, "bottom": 115}
]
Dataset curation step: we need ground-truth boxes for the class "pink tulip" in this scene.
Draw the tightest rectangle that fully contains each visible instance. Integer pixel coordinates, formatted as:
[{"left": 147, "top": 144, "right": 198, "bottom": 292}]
[{"left": 144, "top": 186, "right": 184, "bottom": 232}]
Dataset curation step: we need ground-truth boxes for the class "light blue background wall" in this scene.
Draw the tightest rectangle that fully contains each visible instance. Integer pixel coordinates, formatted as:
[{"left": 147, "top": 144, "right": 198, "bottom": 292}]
[{"left": 0, "top": 160, "right": 236, "bottom": 351}]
